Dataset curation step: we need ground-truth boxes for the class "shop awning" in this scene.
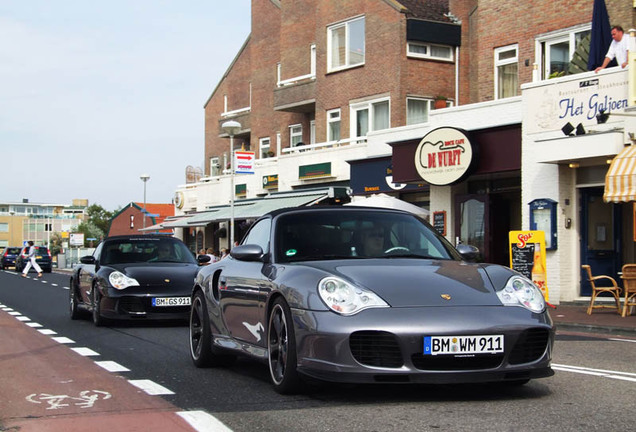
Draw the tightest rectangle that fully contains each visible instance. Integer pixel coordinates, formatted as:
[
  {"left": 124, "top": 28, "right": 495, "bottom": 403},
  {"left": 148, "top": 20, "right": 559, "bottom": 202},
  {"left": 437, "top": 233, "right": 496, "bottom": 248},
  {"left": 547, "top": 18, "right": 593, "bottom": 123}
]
[
  {"left": 161, "top": 216, "right": 207, "bottom": 228},
  {"left": 604, "top": 145, "right": 636, "bottom": 202},
  {"left": 184, "top": 189, "right": 340, "bottom": 226}
]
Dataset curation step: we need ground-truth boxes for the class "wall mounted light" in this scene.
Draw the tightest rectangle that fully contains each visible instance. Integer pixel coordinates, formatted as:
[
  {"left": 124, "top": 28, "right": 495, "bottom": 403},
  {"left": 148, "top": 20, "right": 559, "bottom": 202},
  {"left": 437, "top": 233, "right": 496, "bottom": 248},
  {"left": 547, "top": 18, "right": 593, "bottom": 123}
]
[
  {"left": 576, "top": 123, "right": 586, "bottom": 135},
  {"left": 562, "top": 122, "right": 575, "bottom": 136},
  {"left": 596, "top": 109, "right": 609, "bottom": 124},
  {"left": 568, "top": 162, "right": 580, "bottom": 168}
]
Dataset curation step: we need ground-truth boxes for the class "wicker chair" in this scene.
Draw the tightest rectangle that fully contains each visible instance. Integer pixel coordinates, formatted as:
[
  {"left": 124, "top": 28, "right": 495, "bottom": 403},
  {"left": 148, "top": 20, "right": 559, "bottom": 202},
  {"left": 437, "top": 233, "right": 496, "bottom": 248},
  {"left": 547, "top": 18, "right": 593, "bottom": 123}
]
[
  {"left": 620, "top": 264, "right": 636, "bottom": 317},
  {"left": 582, "top": 265, "right": 621, "bottom": 315}
]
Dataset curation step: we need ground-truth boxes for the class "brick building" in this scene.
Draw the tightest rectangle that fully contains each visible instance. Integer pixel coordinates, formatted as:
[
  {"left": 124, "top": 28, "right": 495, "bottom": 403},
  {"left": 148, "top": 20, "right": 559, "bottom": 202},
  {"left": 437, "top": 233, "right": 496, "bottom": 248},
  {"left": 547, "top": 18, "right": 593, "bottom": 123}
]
[
  {"left": 173, "top": 0, "right": 636, "bottom": 303},
  {"left": 108, "top": 203, "right": 174, "bottom": 237}
]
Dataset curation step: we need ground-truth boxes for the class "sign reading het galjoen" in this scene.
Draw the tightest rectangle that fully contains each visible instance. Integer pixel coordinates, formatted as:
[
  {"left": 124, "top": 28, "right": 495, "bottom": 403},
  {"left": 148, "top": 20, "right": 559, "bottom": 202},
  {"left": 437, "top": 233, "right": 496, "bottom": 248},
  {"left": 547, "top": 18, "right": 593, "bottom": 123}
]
[{"left": 414, "top": 127, "right": 474, "bottom": 186}]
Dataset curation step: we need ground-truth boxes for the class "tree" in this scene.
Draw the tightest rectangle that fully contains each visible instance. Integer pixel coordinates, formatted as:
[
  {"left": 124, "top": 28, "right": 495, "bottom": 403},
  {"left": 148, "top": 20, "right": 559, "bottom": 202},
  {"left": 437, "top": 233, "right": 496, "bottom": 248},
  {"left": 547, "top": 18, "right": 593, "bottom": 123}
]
[
  {"left": 86, "top": 204, "right": 113, "bottom": 234},
  {"left": 75, "top": 221, "right": 104, "bottom": 247}
]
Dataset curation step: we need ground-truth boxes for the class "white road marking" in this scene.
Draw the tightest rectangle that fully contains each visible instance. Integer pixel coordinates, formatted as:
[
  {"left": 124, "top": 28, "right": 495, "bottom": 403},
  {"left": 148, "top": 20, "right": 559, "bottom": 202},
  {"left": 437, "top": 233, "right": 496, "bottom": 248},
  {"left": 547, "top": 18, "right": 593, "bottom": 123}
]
[
  {"left": 2, "top": 307, "right": 13, "bottom": 311},
  {"left": 26, "top": 322, "right": 42, "bottom": 328},
  {"left": 71, "top": 347, "right": 100, "bottom": 357},
  {"left": 608, "top": 337, "right": 636, "bottom": 343},
  {"left": 51, "top": 283, "right": 58, "bottom": 287},
  {"left": 51, "top": 336, "right": 75, "bottom": 344},
  {"left": 16, "top": 316, "right": 30, "bottom": 321},
  {"left": 38, "top": 329, "right": 57, "bottom": 335},
  {"left": 553, "top": 363, "right": 636, "bottom": 382},
  {"left": 177, "top": 411, "right": 234, "bottom": 432},
  {"left": 95, "top": 361, "right": 130, "bottom": 373},
  {"left": 8, "top": 311, "right": 19, "bottom": 315},
  {"left": 128, "top": 379, "right": 175, "bottom": 395}
]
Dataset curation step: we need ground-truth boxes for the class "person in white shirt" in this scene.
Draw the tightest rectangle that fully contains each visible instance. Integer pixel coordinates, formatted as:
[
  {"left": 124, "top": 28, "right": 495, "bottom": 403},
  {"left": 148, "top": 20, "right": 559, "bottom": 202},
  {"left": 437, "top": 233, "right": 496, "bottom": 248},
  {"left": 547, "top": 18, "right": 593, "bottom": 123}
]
[
  {"left": 595, "top": 25, "right": 630, "bottom": 72},
  {"left": 21, "top": 241, "right": 42, "bottom": 278}
]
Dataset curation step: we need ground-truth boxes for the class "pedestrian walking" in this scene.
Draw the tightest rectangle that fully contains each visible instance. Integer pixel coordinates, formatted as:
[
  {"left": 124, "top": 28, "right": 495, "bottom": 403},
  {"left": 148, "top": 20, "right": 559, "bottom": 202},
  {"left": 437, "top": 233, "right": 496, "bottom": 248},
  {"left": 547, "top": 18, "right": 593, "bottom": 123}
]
[{"left": 21, "top": 241, "right": 42, "bottom": 278}]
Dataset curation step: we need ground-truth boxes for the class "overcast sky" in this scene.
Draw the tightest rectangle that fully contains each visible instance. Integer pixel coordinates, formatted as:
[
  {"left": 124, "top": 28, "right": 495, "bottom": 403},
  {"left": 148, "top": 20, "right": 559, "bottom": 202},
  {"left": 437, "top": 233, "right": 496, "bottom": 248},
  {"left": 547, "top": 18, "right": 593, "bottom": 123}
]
[{"left": 1, "top": 0, "right": 251, "bottom": 212}]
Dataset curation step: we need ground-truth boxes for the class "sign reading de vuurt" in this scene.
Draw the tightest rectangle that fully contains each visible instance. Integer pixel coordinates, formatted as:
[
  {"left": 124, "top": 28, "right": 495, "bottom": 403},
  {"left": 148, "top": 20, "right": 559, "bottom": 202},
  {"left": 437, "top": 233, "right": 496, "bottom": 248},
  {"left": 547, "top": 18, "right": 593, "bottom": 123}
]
[{"left": 414, "top": 127, "right": 475, "bottom": 185}]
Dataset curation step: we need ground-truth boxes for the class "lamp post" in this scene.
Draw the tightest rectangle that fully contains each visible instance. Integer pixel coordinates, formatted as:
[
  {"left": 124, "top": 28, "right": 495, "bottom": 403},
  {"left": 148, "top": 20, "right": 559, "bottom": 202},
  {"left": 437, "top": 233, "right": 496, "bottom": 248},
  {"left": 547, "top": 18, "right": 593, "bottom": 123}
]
[
  {"left": 221, "top": 120, "right": 241, "bottom": 248},
  {"left": 140, "top": 174, "right": 150, "bottom": 230}
]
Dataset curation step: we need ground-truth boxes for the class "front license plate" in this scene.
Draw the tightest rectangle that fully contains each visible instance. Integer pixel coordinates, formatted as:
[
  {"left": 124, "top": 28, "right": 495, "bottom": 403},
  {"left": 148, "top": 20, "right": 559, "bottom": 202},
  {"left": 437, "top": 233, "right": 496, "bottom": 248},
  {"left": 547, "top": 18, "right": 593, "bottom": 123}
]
[
  {"left": 424, "top": 335, "right": 504, "bottom": 356},
  {"left": 152, "top": 297, "right": 191, "bottom": 307}
]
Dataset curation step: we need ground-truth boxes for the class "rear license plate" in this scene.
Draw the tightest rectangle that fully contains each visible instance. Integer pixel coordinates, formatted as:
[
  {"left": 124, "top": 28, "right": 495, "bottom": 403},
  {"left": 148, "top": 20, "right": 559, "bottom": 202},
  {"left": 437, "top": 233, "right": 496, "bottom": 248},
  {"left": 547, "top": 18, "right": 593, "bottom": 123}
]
[
  {"left": 36, "top": 256, "right": 42, "bottom": 259},
  {"left": 424, "top": 335, "right": 504, "bottom": 355},
  {"left": 152, "top": 297, "right": 191, "bottom": 307}
]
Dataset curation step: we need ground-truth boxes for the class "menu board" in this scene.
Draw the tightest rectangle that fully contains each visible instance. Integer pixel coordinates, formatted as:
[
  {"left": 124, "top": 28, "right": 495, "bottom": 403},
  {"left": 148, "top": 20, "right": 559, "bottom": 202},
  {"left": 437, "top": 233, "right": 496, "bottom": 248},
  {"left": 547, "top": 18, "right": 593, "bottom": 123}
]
[
  {"left": 433, "top": 211, "right": 446, "bottom": 236},
  {"left": 510, "top": 242, "right": 535, "bottom": 279}
]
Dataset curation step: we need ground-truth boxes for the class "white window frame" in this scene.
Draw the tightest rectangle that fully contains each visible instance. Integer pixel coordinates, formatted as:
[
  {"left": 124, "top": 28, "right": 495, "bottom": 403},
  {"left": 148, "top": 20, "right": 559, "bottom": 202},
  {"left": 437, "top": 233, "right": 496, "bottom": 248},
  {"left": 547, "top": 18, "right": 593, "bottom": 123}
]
[
  {"left": 406, "top": 97, "right": 434, "bottom": 125},
  {"left": 209, "top": 157, "right": 220, "bottom": 176},
  {"left": 327, "top": 16, "right": 365, "bottom": 72},
  {"left": 327, "top": 108, "right": 341, "bottom": 141},
  {"left": 289, "top": 124, "right": 303, "bottom": 147},
  {"left": 350, "top": 97, "right": 390, "bottom": 138},
  {"left": 259, "top": 137, "right": 271, "bottom": 158},
  {"left": 407, "top": 42, "right": 454, "bottom": 62},
  {"left": 535, "top": 24, "right": 591, "bottom": 80},
  {"left": 494, "top": 44, "right": 518, "bottom": 100}
]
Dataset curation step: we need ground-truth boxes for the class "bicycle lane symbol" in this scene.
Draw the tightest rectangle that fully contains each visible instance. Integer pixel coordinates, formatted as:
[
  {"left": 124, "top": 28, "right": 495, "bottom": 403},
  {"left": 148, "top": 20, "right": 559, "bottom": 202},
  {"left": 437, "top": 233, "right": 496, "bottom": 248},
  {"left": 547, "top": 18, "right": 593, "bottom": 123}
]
[{"left": 26, "top": 390, "right": 112, "bottom": 410}]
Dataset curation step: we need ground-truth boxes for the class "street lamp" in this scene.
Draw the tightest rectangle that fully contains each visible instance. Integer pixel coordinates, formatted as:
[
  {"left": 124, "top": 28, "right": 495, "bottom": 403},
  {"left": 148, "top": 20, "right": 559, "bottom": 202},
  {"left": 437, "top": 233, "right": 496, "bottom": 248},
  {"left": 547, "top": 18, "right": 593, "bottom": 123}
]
[
  {"left": 140, "top": 174, "right": 150, "bottom": 229},
  {"left": 221, "top": 120, "right": 241, "bottom": 248}
]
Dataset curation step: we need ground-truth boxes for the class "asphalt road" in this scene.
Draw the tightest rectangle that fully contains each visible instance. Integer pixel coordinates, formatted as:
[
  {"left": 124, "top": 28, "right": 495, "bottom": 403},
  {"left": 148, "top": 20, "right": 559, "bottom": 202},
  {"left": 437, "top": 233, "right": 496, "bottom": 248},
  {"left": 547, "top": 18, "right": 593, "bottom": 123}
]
[{"left": 1, "top": 269, "right": 635, "bottom": 431}]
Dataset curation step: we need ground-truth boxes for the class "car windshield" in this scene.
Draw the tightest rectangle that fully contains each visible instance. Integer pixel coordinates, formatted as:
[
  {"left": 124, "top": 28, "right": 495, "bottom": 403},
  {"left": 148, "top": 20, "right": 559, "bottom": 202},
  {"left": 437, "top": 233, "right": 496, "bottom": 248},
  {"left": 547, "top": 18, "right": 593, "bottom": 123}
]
[
  {"left": 6, "top": 248, "right": 20, "bottom": 254},
  {"left": 275, "top": 210, "right": 457, "bottom": 263},
  {"left": 101, "top": 238, "right": 195, "bottom": 265}
]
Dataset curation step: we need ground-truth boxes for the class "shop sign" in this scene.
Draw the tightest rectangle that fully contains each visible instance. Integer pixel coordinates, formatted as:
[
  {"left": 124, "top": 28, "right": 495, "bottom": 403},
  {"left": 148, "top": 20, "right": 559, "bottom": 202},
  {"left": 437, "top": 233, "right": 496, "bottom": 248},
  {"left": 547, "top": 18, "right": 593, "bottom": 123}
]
[
  {"left": 299, "top": 162, "right": 331, "bottom": 180},
  {"left": 235, "top": 151, "right": 255, "bottom": 174},
  {"left": 509, "top": 230, "right": 549, "bottom": 301},
  {"left": 414, "top": 127, "right": 474, "bottom": 185},
  {"left": 235, "top": 183, "right": 247, "bottom": 198},
  {"left": 524, "top": 70, "right": 628, "bottom": 134},
  {"left": 262, "top": 174, "right": 279, "bottom": 190}
]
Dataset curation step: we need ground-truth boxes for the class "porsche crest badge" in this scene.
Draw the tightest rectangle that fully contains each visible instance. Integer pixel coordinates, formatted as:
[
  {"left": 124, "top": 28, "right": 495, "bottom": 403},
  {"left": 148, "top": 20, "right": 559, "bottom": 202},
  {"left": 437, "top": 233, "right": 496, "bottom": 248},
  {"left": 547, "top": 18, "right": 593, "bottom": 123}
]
[{"left": 441, "top": 294, "right": 451, "bottom": 300}]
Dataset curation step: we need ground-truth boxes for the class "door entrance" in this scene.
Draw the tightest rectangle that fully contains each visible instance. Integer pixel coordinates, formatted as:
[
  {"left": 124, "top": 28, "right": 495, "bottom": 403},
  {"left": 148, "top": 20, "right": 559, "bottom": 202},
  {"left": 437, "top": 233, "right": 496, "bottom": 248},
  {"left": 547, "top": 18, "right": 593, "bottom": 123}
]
[{"left": 580, "top": 187, "right": 622, "bottom": 296}]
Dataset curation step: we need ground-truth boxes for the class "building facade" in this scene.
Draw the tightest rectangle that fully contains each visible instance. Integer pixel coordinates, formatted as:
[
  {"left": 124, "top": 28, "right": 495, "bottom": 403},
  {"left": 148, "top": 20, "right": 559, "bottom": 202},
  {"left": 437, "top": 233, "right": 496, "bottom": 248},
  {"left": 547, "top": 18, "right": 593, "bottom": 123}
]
[
  {"left": 0, "top": 199, "right": 88, "bottom": 249},
  {"left": 173, "top": 0, "right": 636, "bottom": 303}
]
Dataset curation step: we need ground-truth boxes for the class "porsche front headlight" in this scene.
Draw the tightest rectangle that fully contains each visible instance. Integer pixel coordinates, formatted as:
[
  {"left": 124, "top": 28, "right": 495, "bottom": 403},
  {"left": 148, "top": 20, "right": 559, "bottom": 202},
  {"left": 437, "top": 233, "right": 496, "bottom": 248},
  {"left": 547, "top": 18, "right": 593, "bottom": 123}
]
[
  {"left": 497, "top": 275, "right": 546, "bottom": 313},
  {"left": 109, "top": 271, "right": 140, "bottom": 290},
  {"left": 318, "top": 277, "right": 388, "bottom": 316}
]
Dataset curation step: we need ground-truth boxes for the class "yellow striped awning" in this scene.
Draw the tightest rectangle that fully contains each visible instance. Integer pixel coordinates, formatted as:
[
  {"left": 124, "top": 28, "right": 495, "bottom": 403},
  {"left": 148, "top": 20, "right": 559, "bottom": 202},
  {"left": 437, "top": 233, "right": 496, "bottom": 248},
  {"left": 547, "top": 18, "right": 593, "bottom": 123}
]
[{"left": 604, "top": 145, "right": 636, "bottom": 202}]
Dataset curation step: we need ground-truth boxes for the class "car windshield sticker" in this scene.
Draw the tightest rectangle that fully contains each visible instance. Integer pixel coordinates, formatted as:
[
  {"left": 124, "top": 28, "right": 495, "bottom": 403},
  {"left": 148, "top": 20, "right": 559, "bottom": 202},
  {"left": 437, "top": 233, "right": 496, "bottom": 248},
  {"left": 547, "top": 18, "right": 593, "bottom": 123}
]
[{"left": 286, "top": 249, "right": 297, "bottom": 257}]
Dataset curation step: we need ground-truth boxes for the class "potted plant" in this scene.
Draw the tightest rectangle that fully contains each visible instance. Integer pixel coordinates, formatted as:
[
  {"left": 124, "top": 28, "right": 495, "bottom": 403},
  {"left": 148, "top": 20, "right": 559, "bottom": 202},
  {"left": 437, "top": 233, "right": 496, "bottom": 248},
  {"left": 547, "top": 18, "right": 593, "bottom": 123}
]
[
  {"left": 434, "top": 95, "right": 448, "bottom": 109},
  {"left": 267, "top": 150, "right": 275, "bottom": 157}
]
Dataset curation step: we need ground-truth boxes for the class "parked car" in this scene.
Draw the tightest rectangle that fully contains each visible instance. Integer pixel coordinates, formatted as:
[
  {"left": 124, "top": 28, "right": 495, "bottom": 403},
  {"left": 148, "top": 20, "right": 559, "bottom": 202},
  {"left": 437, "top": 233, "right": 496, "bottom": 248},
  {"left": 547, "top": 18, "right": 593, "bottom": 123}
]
[
  {"left": 1, "top": 247, "right": 22, "bottom": 270},
  {"left": 189, "top": 206, "right": 554, "bottom": 394},
  {"left": 70, "top": 235, "right": 206, "bottom": 325},
  {"left": 15, "top": 246, "right": 52, "bottom": 273}
]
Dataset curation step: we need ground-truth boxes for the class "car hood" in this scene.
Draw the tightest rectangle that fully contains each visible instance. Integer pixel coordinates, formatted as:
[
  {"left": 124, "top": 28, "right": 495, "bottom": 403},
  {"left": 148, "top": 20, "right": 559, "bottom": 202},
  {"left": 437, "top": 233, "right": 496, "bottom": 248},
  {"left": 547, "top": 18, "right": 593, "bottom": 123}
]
[
  {"left": 304, "top": 259, "right": 504, "bottom": 307},
  {"left": 110, "top": 263, "right": 199, "bottom": 287}
]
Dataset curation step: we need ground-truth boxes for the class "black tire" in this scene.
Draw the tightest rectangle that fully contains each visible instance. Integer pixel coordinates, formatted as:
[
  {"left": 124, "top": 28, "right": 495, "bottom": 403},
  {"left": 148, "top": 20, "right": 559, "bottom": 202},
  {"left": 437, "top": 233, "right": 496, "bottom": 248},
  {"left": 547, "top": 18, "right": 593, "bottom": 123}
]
[
  {"left": 69, "top": 278, "right": 81, "bottom": 320},
  {"left": 268, "top": 297, "right": 301, "bottom": 394},
  {"left": 189, "top": 290, "right": 235, "bottom": 367},
  {"left": 92, "top": 286, "right": 104, "bottom": 327}
]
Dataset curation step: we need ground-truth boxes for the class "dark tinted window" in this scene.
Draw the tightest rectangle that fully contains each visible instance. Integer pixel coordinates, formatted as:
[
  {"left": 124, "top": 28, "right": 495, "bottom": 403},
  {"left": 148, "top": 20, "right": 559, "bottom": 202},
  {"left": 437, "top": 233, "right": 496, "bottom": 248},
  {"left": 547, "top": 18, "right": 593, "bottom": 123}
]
[
  {"left": 276, "top": 210, "right": 456, "bottom": 263},
  {"left": 101, "top": 238, "right": 195, "bottom": 265},
  {"left": 5, "top": 248, "right": 20, "bottom": 254}
]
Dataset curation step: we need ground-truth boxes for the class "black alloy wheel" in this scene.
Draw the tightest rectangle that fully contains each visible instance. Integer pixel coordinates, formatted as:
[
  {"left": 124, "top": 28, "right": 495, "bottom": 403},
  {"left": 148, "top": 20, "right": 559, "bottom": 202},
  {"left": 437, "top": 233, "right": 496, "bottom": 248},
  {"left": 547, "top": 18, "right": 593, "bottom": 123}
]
[
  {"left": 92, "top": 286, "right": 104, "bottom": 327},
  {"left": 189, "top": 290, "right": 235, "bottom": 367},
  {"left": 268, "top": 297, "right": 301, "bottom": 394},
  {"left": 69, "top": 278, "right": 80, "bottom": 320}
]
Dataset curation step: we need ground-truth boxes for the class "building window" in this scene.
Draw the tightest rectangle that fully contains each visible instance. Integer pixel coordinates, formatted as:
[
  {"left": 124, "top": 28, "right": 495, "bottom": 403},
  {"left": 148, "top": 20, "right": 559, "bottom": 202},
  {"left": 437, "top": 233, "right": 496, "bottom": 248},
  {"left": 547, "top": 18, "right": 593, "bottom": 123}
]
[
  {"left": 406, "top": 98, "right": 433, "bottom": 125},
  {"left": 327, "top": 109, "right": 341, "bottom": 141},
  {"left": 351, "top": 98, "right": 390, "bottom": 137},
  {"left": 536, "top": 25, "right": 591, "bottom": 79},
  {"left": 327, "top": 16, "right": 365, "bottom": 72},
  {"left": 209, "top": 157, "right": 220, "bottom": 176},
  {"left": 259, "top": 137, "right": 271, "bottom": 158},
  {"left": 0, "top": 223, "right": 8, "bottom": 232},
  {"left": 407, "top": 42, "right": 453, "bottom": 61},
  {"left": 289, "top": 124, "right": 303, "bottom": 147},
  {"left": 494, "top": 44, "right": 518, "bottom": 99}
]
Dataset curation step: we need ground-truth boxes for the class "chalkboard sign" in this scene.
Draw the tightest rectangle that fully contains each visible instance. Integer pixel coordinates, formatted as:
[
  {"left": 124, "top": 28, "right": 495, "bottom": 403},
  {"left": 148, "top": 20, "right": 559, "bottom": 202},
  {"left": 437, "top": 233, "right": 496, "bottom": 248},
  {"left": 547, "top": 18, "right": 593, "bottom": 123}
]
[
  {"left": 510, "top": 243, "right": 535, "bottom": 279},
  {"left": 433, "top": 211, "right": 446, "bottom": 236}
]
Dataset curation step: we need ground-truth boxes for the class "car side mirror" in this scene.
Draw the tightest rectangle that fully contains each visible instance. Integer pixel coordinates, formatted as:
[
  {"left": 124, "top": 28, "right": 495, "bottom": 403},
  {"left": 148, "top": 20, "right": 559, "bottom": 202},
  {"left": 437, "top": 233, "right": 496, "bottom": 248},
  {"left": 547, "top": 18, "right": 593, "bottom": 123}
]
[
  {"left": 230, "top": 244, "right": 264, "bottom": 262},
  {"left": 197, "top": 255, "right": 211, "bottom": 265},
  {"left": 456, "top": 244, "right": 480, "bottom": 262},
  {"left": 80, "top": 255, "right": 96, "bottom": 265}
]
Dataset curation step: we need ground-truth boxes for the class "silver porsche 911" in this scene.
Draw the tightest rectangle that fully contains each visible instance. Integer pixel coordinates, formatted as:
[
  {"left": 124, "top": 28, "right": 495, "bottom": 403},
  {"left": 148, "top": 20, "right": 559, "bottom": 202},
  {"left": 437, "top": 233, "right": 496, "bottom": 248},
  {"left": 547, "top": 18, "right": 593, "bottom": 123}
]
[{"left": 189, "top": 206, "right": 554, "bottom": 394}]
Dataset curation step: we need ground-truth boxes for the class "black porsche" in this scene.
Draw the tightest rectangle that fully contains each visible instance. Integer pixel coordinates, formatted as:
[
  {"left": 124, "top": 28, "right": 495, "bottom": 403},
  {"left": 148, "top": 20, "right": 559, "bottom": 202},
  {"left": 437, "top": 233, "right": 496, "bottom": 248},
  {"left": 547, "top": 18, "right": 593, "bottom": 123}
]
[{"left": 70, "top": 235, "right": 203, "bottom": 326}]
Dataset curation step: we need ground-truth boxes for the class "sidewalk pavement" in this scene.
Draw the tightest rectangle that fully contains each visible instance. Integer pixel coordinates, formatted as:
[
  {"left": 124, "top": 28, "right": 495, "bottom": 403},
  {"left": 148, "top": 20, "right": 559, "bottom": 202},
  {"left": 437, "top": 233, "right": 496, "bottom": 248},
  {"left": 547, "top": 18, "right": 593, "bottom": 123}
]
[{"left": 550, "top": 301, "right": 636, "bottom": 336}]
